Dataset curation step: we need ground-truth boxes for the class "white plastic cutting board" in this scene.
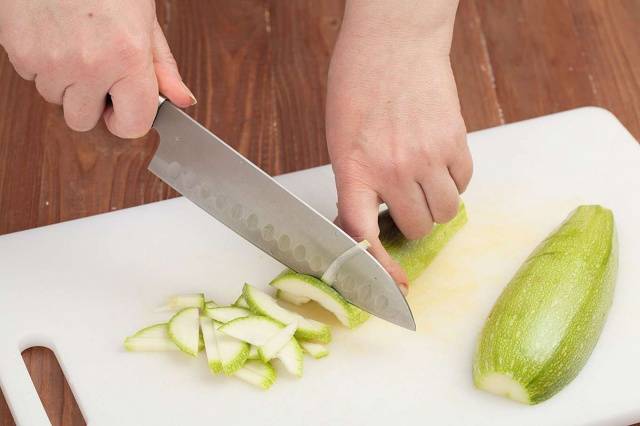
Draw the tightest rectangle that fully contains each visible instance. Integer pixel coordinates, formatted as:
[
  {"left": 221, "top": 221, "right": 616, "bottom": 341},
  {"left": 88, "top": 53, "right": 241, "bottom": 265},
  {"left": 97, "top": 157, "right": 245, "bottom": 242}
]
[{"left": 1, "top": 107, "right": 639, "bottom": 426}]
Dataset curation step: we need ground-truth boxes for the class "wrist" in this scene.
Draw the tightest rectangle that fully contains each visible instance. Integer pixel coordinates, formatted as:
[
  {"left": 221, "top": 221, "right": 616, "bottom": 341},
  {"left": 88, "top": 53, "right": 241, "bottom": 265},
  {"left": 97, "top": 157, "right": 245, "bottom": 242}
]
[{"left": 340, "top": 0, "right": 459, "bottom": 56}]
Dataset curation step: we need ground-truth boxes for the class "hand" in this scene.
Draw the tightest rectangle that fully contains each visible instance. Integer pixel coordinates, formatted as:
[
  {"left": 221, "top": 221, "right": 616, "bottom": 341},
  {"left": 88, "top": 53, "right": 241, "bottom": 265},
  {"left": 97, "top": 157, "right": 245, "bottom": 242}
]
[
  {"left": 0, "top": 0, "right": 195, "bottom": 138},
  {"left": 326, "top": 1, "right": 472, "bottom": 291}
]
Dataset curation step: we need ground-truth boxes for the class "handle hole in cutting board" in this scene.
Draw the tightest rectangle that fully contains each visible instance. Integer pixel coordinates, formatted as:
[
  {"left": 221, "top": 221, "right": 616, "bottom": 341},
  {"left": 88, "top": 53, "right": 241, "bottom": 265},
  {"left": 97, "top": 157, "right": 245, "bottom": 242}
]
[{"left": 0, "top": 347, "right": 85, "bottom": 426}]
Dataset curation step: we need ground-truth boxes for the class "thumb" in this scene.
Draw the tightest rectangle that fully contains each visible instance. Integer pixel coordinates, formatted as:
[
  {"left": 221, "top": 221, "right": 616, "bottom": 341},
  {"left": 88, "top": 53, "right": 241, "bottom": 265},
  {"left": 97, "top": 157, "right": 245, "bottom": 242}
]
[
  {"left": 151, "top": 20, "right": 196, "bottom": 108},
  {"left": 335, "top": 185, "right": 409, "bottom": 294}
]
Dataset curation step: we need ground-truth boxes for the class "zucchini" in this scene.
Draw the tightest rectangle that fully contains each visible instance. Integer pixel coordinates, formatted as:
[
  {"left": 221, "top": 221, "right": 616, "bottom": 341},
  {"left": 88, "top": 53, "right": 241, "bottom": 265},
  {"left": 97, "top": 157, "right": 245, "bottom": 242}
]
[
  {"left": 205, "top": 306, "right": 251, "bottom": 323},
  {"left": 300, "top": 342, "right": 329, "bottom": 359},
  {"left": 270, "top": 271, "right": 370, "bottom": 328},
  {"left": 243, "top": 283, "right": 331, "bottom": 343},
  {"left": 167, "top": 307, "right": 201, "bottom": 356},
  {"left": 276, "top": 290, "right": 310, "bottom": 305},
  {"left": 473, "top": 205, "right": 617, "bottom": 404},
  {"left": 258, "top": 323, "right": 297, "bottom": 362},
  {"left": 380, "top": 202, "right": 468, "bottom": 282},
  {"left": 156, "top": 293, "right": 205, "bottom": 312},
  {"left": 234, "top": 360, "right": 277, "bottom": 389}
]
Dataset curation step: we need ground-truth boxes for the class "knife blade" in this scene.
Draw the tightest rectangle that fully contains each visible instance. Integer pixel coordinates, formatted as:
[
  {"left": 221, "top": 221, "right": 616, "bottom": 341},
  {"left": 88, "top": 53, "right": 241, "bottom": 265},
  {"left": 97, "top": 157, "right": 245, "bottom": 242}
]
[{"left": 149, "top": 99, "right": 415, "bottom": 330}]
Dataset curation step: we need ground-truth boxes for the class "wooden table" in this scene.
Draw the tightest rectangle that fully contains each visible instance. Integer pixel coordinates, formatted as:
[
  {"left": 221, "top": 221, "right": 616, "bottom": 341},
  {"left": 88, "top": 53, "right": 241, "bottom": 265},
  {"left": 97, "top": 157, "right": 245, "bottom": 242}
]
[{"left": 1, "top": 1, "right": 638, "bottom": 425}]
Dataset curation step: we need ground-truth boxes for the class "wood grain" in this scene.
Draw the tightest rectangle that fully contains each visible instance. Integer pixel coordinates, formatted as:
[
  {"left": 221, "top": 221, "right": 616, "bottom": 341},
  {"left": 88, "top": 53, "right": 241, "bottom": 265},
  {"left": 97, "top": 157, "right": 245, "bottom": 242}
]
[{"left": 1, "top": 1, "right": 639, "bottom": 425}]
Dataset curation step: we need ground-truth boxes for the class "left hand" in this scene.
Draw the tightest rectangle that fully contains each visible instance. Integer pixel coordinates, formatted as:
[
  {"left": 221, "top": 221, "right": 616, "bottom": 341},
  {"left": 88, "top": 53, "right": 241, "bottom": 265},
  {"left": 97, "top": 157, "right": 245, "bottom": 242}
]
[{"left": 326, "top": 2, "right": 472, "bottom": 291}]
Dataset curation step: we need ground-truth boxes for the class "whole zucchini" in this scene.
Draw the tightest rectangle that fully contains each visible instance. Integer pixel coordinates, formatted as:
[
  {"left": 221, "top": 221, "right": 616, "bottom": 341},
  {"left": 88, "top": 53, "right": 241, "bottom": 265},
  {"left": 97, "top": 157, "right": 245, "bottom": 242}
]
[{"left": 473, "top": 205, "right": 617, "bottom": 404}]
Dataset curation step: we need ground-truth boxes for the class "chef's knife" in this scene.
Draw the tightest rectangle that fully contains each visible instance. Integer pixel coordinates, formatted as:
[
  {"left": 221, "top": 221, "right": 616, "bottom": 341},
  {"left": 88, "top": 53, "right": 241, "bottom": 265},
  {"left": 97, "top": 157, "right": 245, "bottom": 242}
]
[{"left": 149, "top": 98, "right": 415, "bottom": 330}]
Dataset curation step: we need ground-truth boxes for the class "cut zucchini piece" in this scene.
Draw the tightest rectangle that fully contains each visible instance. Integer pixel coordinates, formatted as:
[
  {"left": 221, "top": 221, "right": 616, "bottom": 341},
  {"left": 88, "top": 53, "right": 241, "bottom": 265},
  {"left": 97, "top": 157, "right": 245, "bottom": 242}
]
[
  {"left": 276, "top": 338, "right": 304, "bottom": 377},
  {"left": 218, "top": 316, "right": 283, "bottom": 346},
  {"left": 248, "top": 345, "right": 260, "bottom": 360},
  {"left": 156, "top": 293, "right": 205, "bottom": 312},
  {"left": 205, "top": 300, "right": 219, "bottom": 310},
  {"left": 380, "top": 202, "right": 468, "bottom": 282},
  {"left": 243, "top": 284, "right": 331, "bottom": 343},
  {"left": 199, "top": 316, "right": 222, "bottom": 373},
  {"left": 167, "top": 307, "right": 201, "bottom": 356},
  {"left": 258, "top": 323, "right": 297, "bottom": 362},
  {"left": 300, "top": 342, "right": 329, "bottom": 359},
  {"left": 473, "top": 205, "right": 617, "bottom": 405},
  {"left": 270, "top": 271, "right": 368, "bottom": 328},
  {"left": 234, "top": 360, "right": 276, "bottom": 390},
  {"left": 234, "top": 295, "right": 250, "bottom": 308},
  {"left": 205, "top": 306, "right": 251, "bottom": 323},
  {"left": 131, "top": 323, "right": 169, "bottom": 339},
  {"left": 124, "top": 337, "right": 179, "bottom": 352},
  {"left": 276, "top": 290, "right": 310, "bottom": 305},
  {"left": 214, "top": 327, "right": 250, "bottom": 375}
]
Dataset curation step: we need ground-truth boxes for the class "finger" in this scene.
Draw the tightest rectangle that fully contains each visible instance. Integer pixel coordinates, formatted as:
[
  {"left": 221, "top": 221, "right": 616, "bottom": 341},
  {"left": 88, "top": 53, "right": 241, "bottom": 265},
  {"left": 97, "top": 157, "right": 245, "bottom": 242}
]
[
  {"left": 62, "top": 83, "right": 108, "bottom": 132},
  {"left": 448, "top": 140, "right": 473, "bottom": 193},
  {"left": 151, "top": 20, "right": 195, "bottom": 107},
  {"left": 103, "top": 63, "right": 159, "bottom": 139},
  {"left": 420, "top": 172, "right": 460, "bottom": 224},
  {"left": 8, "top": 54, "right": 36, "bottom": 81},
  {"left": 381, "top": 181, "right": 434, "bottom": 240},
  {"left": 34, "top": 74, "right": 68, "bottom": 105},
  {"left": 336, "top": 185, "right": 409, "bottom": 290}
]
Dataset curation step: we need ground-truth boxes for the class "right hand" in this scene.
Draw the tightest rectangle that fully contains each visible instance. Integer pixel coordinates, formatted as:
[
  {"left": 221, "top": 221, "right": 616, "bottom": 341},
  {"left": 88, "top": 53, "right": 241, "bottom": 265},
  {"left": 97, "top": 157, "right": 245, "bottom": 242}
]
[{"left": 0, "top": 0, "right": 196, "bottom": 138}]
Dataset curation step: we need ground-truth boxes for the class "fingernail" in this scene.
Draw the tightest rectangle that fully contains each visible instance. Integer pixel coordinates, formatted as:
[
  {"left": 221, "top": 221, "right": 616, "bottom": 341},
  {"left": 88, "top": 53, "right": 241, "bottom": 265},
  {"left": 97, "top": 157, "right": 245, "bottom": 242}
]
[
  {"left": 399, "top": 282, "right": 409, "bottom": 296},
  {"left": 181, "top": 81, "right": 197, "bottom": 106}
]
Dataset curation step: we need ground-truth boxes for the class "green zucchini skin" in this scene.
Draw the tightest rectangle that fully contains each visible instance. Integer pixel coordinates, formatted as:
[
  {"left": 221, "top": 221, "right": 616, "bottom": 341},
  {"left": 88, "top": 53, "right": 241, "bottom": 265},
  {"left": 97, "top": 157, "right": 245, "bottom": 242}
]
[
  {"left": 473, "top": 205, "right": 618, "bottom": 404},
  {"left": 380, "top": 202, "right": 468, "bottom": 282}
]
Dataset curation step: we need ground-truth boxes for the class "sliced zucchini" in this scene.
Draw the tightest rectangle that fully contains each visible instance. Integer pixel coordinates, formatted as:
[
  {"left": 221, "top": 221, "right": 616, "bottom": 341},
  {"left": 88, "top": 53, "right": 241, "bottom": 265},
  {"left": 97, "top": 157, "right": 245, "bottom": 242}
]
[
  {"left": 167, "top": 307, "right": 201, "bottom": 356},
  {"left": 218, "top": 316, "right": 283, "bottom": 346},
  {"left": 156, "top": 293, "right": 205, "bottom": 312},
  {"left": 270, "top": 271, "right": 368, "bottom": 328},
  {"left": 247, "top": 345, "right": 260, "bottom": 360},
  {"left": 276, "top": 289, "right": 310, "bottom": 305},
  {"left": 199, "top": 316, "right": 223, "bottom": 373},
  {"left": 276, "top": 338, "right": 304, "bottom": 377},
  {"left": 219, "top": 316, "right": 302, "bottom": 375},
  {"left": 300, "top": 341, "right": 329, "bottom": 359},
  {"left": 214, "top": 327, "right": 250, "bottom": 375},
  {"left": 380, "top": 202, "right": 468, "bottom": 282},
  {"left": 258, "top": 323, "right": 298, "bottom": 362},
  {"left": 473, "top": 205, "right": 617, "bottom": 405},
  {"left": 234, "top": 295, "right": 250, "bottom": 308},
  {"left": 243, "top": 284, "right": 331, "bottom": 343},
  {"left": 131, "top": 323, "right": 169, "bottom": 339},
  {"left": 234, "top": 360, "right": 276, "bottom": 390},
  {"left": 205, "top": 300, "right": 219, "bottom": 310},
  {"left": 205, "top": 306, "right": 251, "bottom": 323}
]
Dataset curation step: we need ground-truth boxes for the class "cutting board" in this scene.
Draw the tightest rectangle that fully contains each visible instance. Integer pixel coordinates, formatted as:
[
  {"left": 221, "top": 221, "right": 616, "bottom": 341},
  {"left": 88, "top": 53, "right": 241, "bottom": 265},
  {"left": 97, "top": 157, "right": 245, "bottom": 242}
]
[{"left": 1, "top": 107, "right": 639, "bottom": 426}]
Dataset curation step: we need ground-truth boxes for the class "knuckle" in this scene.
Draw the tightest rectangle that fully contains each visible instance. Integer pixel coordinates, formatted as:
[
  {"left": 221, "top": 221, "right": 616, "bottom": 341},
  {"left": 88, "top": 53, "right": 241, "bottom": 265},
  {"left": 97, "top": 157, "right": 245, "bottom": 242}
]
[
  {"left": 112, "top": 35, "right": 148, "bottom": 67},
  {"left": 434, "top": 197, "right": 460, "bottom": 223},
  {"left": 404, "top": 220, "right": 432, "bottom": 240}
]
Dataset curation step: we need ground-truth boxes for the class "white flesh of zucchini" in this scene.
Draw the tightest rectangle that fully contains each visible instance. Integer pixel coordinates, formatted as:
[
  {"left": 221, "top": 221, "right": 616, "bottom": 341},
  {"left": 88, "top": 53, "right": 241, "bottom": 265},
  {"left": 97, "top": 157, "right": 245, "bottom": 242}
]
[
  {"left": 258, "top": 323, "right": 297, "bottom": 362},
  {"left": 167, "top": 307, "right": 201, "bottom": 356},
  {"left": 205, "top": 306, "right": 251, "bottom": 323},
  {"left": 234, "top": 360, "right": 276, "bottom": 389},
  {"left": 243, "top": 284, "right": 331, "bottom": 343},
  {"left": 156, "top": 293, "right": 205, "bottom": 312}
]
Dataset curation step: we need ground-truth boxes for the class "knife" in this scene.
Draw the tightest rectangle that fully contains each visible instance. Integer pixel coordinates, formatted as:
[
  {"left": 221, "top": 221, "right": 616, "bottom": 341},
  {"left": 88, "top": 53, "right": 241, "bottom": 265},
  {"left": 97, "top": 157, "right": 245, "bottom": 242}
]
[{"left": 149, "top": 97, "right": 415, "bottom": 330}]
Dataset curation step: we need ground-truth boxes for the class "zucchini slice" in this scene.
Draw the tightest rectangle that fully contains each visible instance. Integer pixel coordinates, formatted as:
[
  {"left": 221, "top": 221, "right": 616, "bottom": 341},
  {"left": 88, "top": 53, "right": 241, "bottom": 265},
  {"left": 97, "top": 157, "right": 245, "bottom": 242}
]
[
  {"left": 270, "top": 271, "right": 369, "bottom": 328},
  {"left": 473, "top": 205, "right": 617, "bottom": 404},
  {"left": 234, "top": 360, "right": 277, "bottom": 389},
  {"left": 243, "top": 284, "right": 331, "bottom": 343},
  {"left": 205, "top": 306, "right": 251, "bottom": 323},
  {"left": 167, "top": 307, "right": 201, "bottom": 356},
  {"left": 258, "top": 323, "right": 298, "bottom": 362},
  {"left": 276, "top": 290, "right": 310, "bottom": 305},
  {"left": 300, "top": 342, "right": 329, "bottom": 359},
  {"left": 199, "top": 316, "right": 223, "bottom": 373},
  {"left": 156, "top": 293, "right": 205, "bottom": 312}
]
